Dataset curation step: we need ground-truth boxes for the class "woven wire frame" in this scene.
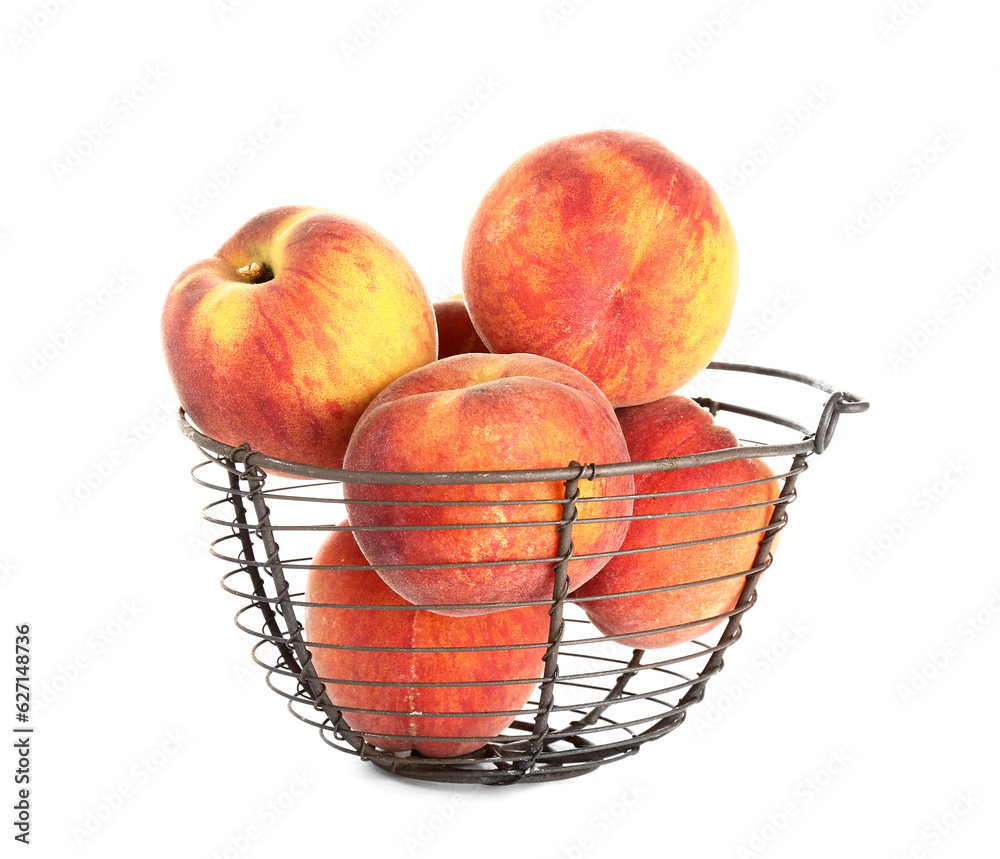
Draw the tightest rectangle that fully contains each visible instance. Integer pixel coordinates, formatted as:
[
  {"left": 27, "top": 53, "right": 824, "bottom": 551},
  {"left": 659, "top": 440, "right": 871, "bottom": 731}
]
[{"left": 182, "top": 362, "right": 867, "bottom": 785}]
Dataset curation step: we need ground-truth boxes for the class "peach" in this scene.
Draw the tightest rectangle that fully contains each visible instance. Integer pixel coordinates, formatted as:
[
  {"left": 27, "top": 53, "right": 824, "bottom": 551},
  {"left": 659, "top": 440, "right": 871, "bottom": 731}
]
[
  {"left": 161, "top": 205, "right": 437, "bottom": 470},
  {"left": 462, "top": 129, "right": 738, "bottom": 407},
  {"left": 342, "top": 352, "right": 634, "bottom": 615},
  {"left": 433, "top": 297, "right": 488, "bottom": 359},
  {"left": 574, "top": 396, "right": 779, "bottom": 650},
  {"left": 304, "top": 524, "right": 550, "bottom": 757}
]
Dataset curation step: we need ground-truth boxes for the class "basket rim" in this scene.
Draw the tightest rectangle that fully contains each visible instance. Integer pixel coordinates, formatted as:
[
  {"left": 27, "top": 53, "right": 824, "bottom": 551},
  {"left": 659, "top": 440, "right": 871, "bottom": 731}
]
[{"left": 177, "top": 361, "right": 868, "bottom": 484}]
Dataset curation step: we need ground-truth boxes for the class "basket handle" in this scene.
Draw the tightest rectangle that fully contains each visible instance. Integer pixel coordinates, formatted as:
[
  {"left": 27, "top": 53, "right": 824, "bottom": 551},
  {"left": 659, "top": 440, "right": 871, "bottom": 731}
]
[
  {"left": 705, "top": 362, "right": 869, "bottom": 455},
  {"left": 813, "top": 389, "right": 869, "bottom": 454}
]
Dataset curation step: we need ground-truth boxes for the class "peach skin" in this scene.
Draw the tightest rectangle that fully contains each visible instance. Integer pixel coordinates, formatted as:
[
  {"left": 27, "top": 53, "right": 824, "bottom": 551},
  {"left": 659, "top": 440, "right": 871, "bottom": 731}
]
[
  {"left": 162, "top": 205, "right": 438, "bottom": 471},
  {"left": 463, "top": 130, "right": 738, "bottom": 407},
  {"left": 342, "top": 352, "right": 634, "bottom": 616},
  {"left": 575, "top": 395, "right": 780, "bottom": 650},
  {"left": 433, "top": 297, "right": 488, "bottom": 359},
  {"left": 304, "top": 523, "right": 550, "bottom": 758}
]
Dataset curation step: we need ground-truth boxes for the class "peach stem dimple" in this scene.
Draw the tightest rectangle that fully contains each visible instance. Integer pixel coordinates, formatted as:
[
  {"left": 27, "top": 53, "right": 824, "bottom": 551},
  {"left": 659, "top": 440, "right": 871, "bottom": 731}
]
[{"left": 235, "top": 261, "right": 274, "bottom": 284}]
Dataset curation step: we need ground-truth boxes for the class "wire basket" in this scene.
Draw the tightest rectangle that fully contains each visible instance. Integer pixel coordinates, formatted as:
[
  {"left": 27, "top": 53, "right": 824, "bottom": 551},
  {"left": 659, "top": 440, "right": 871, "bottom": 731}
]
[{"left": 179, "top": 361, "right": 867, "bottom": 785}]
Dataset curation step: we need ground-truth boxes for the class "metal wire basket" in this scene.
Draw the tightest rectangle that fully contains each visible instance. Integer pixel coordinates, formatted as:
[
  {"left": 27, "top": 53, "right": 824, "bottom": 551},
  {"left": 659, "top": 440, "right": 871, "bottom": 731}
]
[{"left": 179, "top": 361, "right": 867, "bottom": 785}]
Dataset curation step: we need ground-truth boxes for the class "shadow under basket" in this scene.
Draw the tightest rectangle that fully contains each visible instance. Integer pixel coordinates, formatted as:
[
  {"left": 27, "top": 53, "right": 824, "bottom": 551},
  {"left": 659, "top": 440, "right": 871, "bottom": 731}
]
[{"left": 179, "top": 361, "right": 868, "bottom": 785}]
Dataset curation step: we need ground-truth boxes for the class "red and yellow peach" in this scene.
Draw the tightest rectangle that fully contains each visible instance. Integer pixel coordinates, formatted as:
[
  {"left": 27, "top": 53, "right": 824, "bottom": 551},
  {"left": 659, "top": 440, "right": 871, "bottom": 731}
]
[
  {"left": 574, "top": 395, "right": 779, "bottom": 650},
  {"left": 304, "top": 524, "right": 550, "bottom": 757},
  {"left": 162, "top": 205, "right": 437, "bottom": 470},
  {"left": 342, "top": 352, "right": 634, "bottom": 615},
  {"left": 463, "top": 130, "right": 738, "bottom": 407}
]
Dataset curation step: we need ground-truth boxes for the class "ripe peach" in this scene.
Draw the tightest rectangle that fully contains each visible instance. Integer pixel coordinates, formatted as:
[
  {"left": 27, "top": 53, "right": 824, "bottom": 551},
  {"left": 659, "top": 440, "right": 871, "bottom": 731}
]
[
  {"left": 342, "top": 352, "right": 634, "bottom": 615},
  {"left": 462, "top": 129, "right": 738, "bottom": 407},
  {"left": 574, "top": 396, "right": 779, "bottom": 650},
  {"left": 433, "top": 297, "right": 488, "bottom": 359},
  {"left": 161, "top": 205, "right": 437, "bottom": 471},
  {"left": 304, "top": 524, "right": 550, "bottom": 758}
]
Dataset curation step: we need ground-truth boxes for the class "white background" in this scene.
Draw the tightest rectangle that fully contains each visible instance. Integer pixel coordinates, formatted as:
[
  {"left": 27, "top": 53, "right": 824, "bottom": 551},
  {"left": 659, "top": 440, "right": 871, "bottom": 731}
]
[{"left": 2, "top": 0, "right": 998, "bottom": 856}]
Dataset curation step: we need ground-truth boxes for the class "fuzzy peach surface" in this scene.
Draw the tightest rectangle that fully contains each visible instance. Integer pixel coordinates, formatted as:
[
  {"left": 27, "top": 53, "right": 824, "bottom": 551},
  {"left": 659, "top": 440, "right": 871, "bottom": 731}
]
[
  {"left": 575, "top": 395, "right": 779, "bottom": 650},
  {"left": 342, "top": 352, "right": 634, "bottom": 616},
  {"left": 161, "top": 205, "right": 437, "bottom": 470},
  {"left": 304, "top": 524, "right": 550, "bottom": 758},
  {"left": 433, "top": 298, "right": 488, "bottom": 359},
  {"left": 463, "top": 129, "right": 738, "bottom": 408}
]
